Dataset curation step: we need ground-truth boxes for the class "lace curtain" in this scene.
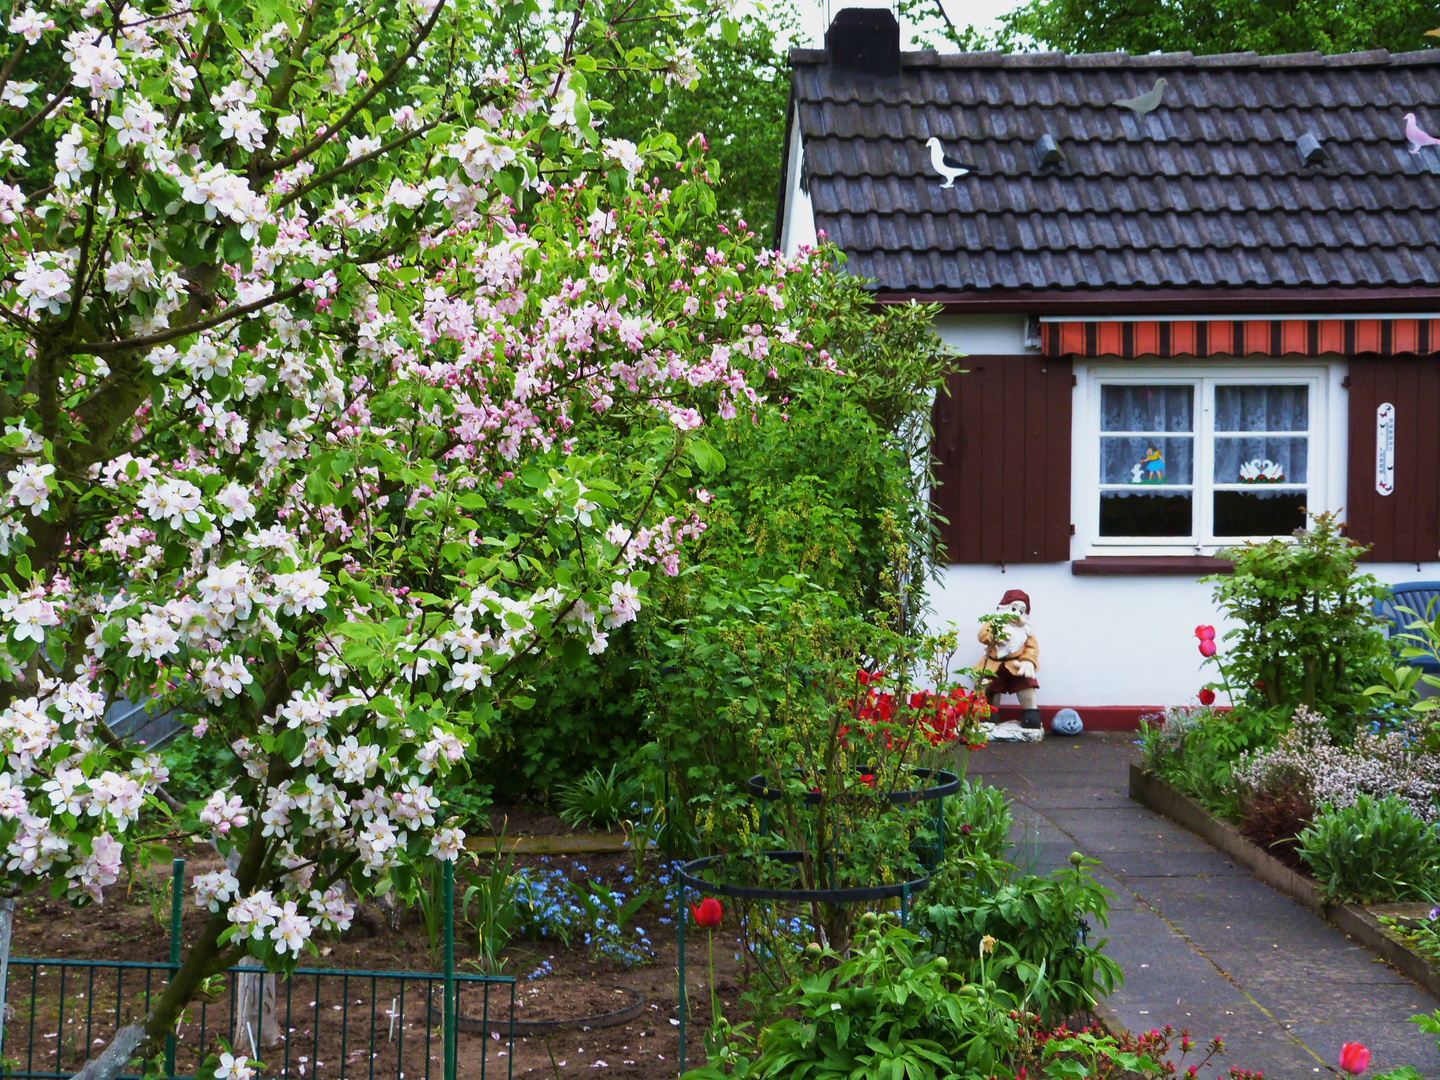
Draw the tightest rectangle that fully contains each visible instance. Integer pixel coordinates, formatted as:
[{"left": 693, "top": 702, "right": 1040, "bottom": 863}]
[
  {"left": 1100, "top": 386, "right": 1193, "bottom": 486},
  {"left": 1214, "top": 385, "right": 1308, "bottom": 485}
]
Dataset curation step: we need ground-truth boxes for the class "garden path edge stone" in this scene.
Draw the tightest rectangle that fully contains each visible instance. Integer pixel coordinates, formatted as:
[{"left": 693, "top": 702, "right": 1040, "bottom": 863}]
[{"left": 1127, "top": 764, "right": 1440, "bottom": 1005}]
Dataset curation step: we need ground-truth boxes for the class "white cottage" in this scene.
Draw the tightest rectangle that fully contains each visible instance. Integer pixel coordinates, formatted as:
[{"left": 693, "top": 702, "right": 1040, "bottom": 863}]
[{"left": 777, "top": 10, "right": 1440, "bottom": 728}]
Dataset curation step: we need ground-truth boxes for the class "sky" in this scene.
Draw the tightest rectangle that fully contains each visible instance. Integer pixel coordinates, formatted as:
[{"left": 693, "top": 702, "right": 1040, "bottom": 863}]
[{"left": 787, "top": 0, "right": 1021, "bottom": 46}]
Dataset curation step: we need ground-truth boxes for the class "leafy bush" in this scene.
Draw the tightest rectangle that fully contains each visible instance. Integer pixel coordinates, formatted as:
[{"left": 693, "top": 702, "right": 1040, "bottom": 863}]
[
  {"left": 1237, "top": 781, "right": 1313, "bottom": 868},
  {"left": 686, "top": 918, "right": 1025, "bottom": 1080},
  {"left": 482, "top": 277, "right": 957, "bottom": 807},
  {"left": 1296, "top": 794, "right": 1440, "bottom": 904},
  {"left": 556, "top": 764, "right": 636, "bottom": 832},
  {"left": 915, "top": 853, "right": 1122, "bottom": 1020},
  {"left": 943, "top": 779, "right": 1012, "bottom": 862},
  {"left": 1205, "top": 513, "right": 1389, "bottom": 728},
  {"left": 157, "top": 731, "right": 236, "bottom": 806},
  {"left": 1138, "top": 704, "right": 1282, "bottom": 817}
]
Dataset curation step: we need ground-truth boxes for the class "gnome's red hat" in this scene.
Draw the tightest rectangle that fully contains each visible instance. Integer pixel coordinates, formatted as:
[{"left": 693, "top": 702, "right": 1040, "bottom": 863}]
[{"left": 998, "top": 589, "right": 1031, "bottom": 613}]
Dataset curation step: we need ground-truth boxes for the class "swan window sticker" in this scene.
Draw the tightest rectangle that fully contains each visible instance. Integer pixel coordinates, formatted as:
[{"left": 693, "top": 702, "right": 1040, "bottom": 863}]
[
  {"left": 1237, "top": 459, "right": 1286, "bottom": 484},
  {"left": 1131, "top": 446, "right": 1166, "bottom": 484}
]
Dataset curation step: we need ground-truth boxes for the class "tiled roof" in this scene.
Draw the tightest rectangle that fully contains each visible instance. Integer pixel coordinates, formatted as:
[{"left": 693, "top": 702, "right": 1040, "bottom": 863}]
[{"left": 786, "top": 48, "right": 1440, "bottom": 298}]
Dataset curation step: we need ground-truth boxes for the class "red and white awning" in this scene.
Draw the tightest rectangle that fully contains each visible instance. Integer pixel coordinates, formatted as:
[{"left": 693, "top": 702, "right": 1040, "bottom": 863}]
[{"left": 1041, "top": 319, "right": 1440, "bottom": 359}]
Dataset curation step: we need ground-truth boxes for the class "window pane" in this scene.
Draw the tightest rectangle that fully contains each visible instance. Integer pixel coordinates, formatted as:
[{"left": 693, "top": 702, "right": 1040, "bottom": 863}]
[
  {"left": 1213, "top": 491, "right": 1307, "bottom": 536},
  {"left": 1215, "top": 385, "right": 1308, "bottom": 432},
  {"left": 1213, "top": 437, "right": 1308, "bottom": 484},
  {"left": 1101, "top": 385, "right": 1193, "bottom": 433},
  {"left": 1100, "top": 491, "right": 1193, "bottom": 536},
  {"left": 1101, "top": 436, "right": 1193, "bottom": 485}
]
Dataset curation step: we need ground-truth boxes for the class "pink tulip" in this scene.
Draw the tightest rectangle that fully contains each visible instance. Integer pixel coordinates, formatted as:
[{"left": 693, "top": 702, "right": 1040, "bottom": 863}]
[
  {"left": 1339, "top": 1043, "right": 1369, "bottom": 1075},
  {"left": 1198, "top": 640, "right": 1217, "bottom": 657},
  {"left": 1195, "top": 625, "right": 1216, "bottom": 641}
]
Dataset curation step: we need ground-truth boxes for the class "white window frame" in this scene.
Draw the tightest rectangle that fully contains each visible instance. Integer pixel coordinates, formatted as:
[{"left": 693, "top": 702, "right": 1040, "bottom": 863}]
[{"left": 1075, "top": 360, "right": 1335, "bottom": 556}]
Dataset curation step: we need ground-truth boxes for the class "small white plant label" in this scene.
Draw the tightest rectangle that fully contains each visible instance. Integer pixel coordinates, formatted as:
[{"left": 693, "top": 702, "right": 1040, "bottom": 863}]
[{"left": 1376, "top": 402, "right": 1396, "bottom": 496}]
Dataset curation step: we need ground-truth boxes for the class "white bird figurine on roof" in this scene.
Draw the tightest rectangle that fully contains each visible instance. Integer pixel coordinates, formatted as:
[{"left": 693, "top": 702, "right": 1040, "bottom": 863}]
[
  {"left": 925, "top": 137, "right": 973, "bottom": 188},
  {"left": 1112, "top": 77, "right": 1168, "bottom": 115},
  {"left": 1405, "top": 113, "right": 1440, "bottom": 153}
]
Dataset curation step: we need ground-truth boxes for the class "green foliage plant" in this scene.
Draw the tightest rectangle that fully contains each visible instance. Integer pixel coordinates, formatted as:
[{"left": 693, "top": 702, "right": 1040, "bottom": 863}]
[
  {"left": 556, "top": 764, "right": 636, "bottom": 832},
  {"left": 1371, "top": 1010, "right": 1440, "bottom": 1080},
  {"left": 1366, "top": 600, "right": 1440, "bottom": 752},
  {"left": 1138, "top": 705, "right": 1281, "bottom": 818},
  {"left": 944, "top": 778, "right": 1013, "bottom": 862},
  {"left": 683, "top": 917, "right": 1027, "bottom": 1080},
  {"left": 1204, "top": 513, "right": 1389, "bottom": 729},
  {"left": 461, "top": 831, "right": 520, "bottom": 974},
  {"left": 916, "top": 852, "right": 1123, "bottom": 1021},
  {"left": 1296, "top": 794, "right": 1440, "bottom": 904}
]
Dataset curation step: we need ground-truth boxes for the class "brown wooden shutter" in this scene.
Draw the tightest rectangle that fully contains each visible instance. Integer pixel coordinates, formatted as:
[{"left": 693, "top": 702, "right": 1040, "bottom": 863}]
[
  {"left": 931, "top": 355, "right": 1072, "bottom": 565},
  {"left": 1346, "top": 356, "right": 1440, "bottom": 563}
]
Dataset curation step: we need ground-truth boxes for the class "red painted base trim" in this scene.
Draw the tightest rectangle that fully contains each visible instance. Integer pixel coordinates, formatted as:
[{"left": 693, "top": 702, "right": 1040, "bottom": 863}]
[{"left": 992, "top": 705, "right": 1154, "bottom": 732}]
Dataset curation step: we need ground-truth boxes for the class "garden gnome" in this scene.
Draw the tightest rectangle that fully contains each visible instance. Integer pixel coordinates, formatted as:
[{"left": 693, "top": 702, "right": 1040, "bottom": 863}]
[{"left": 977, "top": 589, "right": 1042, "bottom": 730}]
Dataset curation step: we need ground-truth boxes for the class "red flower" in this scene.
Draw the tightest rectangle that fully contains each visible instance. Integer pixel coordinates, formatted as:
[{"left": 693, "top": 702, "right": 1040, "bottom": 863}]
[
  {"left": 1195, "top": 625, "right": 1216, "bottom": 641},
  {"left": 858, "top": 773, "right": 876, "bottom": 789},
  {"left": 1199, "top": 640, "right": 1217, "bottom": 657},
  {"left": 1198, "top": 688, "right": 1216, "bottom": 706},
  {"left": 1339, "top": 1043, "right": 1369, "bottom": 1075},
  {"left": 689, "top": 897, "right": 722, "bottom": 929}
]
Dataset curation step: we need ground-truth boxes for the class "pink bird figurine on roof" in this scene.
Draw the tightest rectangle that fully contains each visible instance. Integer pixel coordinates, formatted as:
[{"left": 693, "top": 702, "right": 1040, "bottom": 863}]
[{"left": 1405, "top": 112, "right": 1440, "bottom": 153}]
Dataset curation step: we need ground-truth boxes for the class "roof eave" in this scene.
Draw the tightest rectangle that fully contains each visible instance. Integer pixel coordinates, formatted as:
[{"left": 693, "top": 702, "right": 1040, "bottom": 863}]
[{"left": 873, "top": 286, "right": 1440, "bottom": 316}]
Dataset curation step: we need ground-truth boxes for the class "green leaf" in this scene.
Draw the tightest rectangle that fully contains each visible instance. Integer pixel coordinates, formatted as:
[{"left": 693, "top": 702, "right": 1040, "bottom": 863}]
[{"left": 689, "top": 438, "right": 726, "bottom": 475}]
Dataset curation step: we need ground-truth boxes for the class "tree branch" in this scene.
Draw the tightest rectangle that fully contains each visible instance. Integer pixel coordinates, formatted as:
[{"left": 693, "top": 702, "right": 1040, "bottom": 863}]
[{"left": 258, "top": 0, "right": 448, "bottom": 176}]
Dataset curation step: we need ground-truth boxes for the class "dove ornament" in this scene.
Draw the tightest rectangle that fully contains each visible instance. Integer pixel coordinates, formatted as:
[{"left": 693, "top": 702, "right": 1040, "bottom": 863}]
[
  {"left": 1112, "top": 77, "right": 1168, "bottom": 115},
  {"left": 1405, "top": 113, "right": 1440, "bottom": 153},
  {"left": 925, "top": 137, "right": 973, "bottom": 188}
]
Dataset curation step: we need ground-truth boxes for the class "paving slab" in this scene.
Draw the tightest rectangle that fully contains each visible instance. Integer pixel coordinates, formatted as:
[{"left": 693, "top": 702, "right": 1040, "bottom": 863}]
[{"left": 968, "top": 734, "right": 1440, "bottom": 1079}]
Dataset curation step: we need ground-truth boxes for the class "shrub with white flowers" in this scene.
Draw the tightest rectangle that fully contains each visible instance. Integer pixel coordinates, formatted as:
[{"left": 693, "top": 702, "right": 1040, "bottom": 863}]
[{"left": 0, "top": 0, "right": 829, "bottom": 1071}]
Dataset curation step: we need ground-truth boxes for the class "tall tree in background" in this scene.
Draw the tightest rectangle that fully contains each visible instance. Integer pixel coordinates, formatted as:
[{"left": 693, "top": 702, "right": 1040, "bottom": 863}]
[
  {"left": 902, "top": 0, "right": 1440, "bottom": 55},
  {"left": 589, "top": 9, "right": 795, "bottom": 246}
]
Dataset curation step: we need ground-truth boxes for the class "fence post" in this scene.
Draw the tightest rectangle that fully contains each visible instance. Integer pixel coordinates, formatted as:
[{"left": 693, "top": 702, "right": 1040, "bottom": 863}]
[
  {"left": 443, "top": 860, "right": 456, "bottom": 1080},
  {"left": 676, "top": 879, "right": 685, "bottom": 1076},
  {"left": 166, "top": 858, "right": 183, "bottom": 1076}
]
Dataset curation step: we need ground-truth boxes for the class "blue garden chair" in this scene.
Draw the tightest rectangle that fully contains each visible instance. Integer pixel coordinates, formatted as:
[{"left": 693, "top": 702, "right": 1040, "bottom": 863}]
[{"left": 1374, "top": 581, "right": 1440, "bottom": 674}]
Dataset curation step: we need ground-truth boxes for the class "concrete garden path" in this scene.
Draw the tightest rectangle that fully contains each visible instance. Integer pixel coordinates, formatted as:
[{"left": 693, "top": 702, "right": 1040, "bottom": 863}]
[{"left": 968, "top": 734, "right": 1440, "bottom": 1079}]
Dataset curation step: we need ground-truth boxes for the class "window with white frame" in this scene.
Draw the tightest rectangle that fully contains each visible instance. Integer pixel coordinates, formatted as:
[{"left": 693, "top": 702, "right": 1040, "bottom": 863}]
[{"left": 1087, "top": 369, "right": 1325, "bottom": 547}]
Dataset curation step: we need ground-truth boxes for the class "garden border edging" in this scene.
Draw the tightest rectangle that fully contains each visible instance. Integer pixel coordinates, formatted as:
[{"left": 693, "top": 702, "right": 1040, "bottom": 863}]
[{"left": 1127, "top": 764, "right": 1440, "bottom": 1004}]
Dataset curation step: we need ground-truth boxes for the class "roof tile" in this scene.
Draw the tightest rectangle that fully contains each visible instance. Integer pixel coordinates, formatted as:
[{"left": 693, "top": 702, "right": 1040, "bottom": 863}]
[{"left": 790, "top": 47, "right": 1440, "bottom": 293}]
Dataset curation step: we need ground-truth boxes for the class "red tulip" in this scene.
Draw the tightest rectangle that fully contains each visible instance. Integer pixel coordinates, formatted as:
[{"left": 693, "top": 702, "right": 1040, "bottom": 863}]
[
  {"left": 690, "top": 897, "right": 722, "bottom": 929},
  {"left": 1195, "top": 625, "right": 1216, "bottom": 640},
  {"left": 1198, "top": 640, "right": 1217, "bottom": 657},
  {"left": 1339, "top": 1043, "right": 1369, "bottom": 1075},
  {"left": 1198, "top": 688, "right": 1216, "bottom": 706}
]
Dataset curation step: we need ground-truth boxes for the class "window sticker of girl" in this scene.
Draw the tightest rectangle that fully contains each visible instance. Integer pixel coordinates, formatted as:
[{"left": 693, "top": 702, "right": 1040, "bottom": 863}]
[{"left": 1130, "top": 445, "right": 1165, "bottom": 484}]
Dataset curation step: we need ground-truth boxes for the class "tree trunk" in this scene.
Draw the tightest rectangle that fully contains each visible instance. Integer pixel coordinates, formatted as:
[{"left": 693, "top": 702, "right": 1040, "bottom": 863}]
[
  {"left": 233, "top": 970, "right": 281, "bottom": 1052},
  {"left": 226, "top": 852, "right": 280, "bottom": 1050},
  {"left": 0, "top": 897, "right": 13, "bottom": 1062}
]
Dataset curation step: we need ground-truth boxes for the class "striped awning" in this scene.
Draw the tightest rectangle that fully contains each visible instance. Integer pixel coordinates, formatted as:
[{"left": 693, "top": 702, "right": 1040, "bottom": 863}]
[{"left": 1041, "top": 319, "right": 1440, "bottom": 359}]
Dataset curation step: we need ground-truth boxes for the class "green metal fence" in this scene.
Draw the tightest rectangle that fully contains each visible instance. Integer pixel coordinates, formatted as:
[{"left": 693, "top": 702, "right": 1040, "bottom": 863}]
[
  {"left": 2, "top": 959, "right": 515, "bottom": 1080},
  {"left": 2, "top": 864, "right": 514, "bottom": 1080}
]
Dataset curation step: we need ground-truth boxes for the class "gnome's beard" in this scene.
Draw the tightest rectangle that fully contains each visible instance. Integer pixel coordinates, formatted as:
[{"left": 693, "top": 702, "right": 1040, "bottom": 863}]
[{"left": 996, "top": 616, "right": 1030, "bottom": 657}]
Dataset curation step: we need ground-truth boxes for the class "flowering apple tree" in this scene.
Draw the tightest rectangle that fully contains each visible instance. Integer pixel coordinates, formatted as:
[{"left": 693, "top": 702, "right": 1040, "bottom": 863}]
[{"left": 0, "top": 0, "right": 827, "bottom": 1070}]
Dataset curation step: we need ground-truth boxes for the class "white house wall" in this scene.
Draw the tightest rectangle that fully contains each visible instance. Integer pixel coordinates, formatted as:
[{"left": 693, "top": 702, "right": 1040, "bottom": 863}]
[
  {"left": 779, "top": 115, "right": 817, "bottom": 258},
  {"left": 922, "top": 313, "right": 1440, "bottom": 713}
]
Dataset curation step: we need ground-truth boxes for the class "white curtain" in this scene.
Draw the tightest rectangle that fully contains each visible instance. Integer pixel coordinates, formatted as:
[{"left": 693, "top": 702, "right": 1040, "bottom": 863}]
[{"left": 1213, "top": 385, "right": 1308, "bottom": 485}]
